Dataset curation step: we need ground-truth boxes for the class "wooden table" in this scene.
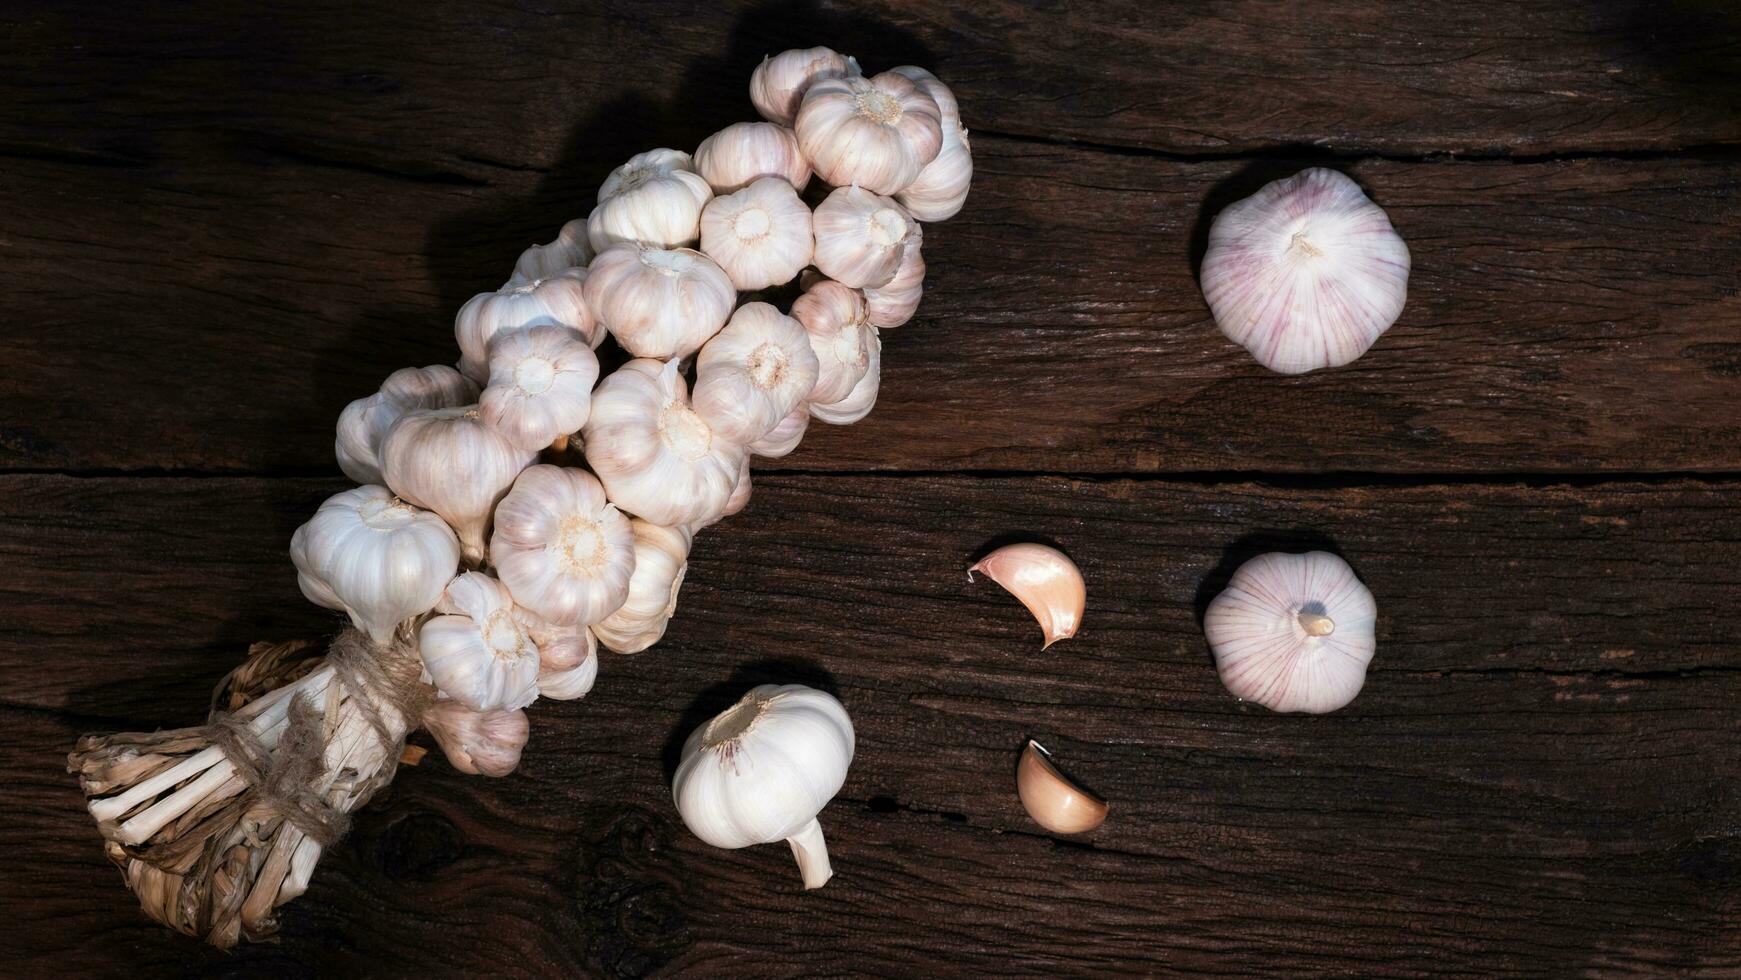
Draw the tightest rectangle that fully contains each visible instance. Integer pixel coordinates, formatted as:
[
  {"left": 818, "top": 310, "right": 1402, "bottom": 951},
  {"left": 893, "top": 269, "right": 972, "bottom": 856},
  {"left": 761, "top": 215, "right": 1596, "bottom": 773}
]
[{"left": 4, "top": 2, "right": 1739, "bottom": 975}]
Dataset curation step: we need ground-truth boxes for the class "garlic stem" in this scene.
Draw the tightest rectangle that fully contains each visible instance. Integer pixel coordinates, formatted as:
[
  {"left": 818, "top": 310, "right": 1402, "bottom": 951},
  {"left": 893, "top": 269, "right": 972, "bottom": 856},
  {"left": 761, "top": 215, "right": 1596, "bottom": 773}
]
[
  {"left": 89, "top": 745, "right": 226, "bottom": 824},
  {"left": 118, "top": 761, "right": 237, "bottom": 844},
  {"left": 1298, "top": 611, "right": 1335, "bottom": 637},
  {"left": 786, "top": 817, "right": 834, "bottom": 889}
]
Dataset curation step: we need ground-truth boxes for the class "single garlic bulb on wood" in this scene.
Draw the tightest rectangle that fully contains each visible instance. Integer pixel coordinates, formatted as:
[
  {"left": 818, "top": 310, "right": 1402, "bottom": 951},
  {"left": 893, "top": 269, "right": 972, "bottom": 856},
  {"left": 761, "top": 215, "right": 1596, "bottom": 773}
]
[
  {"left": 582, "top": 243, "right": 736, "bottom": 360},
  {"left": 582, "top": 358, "right": 746, "bottom": 527},
  {"left": 1204, "top": 551, "right": 1378, "bottom": 714},
  {"left": 455, "top": 269, "right": 599, "bottom": 385},
  {"left": 290, "top": 485, "right": 460, "bottom": 645},
  {"left": 478, "top": 324, "right": 600, "bottom": 452},
  {"left": 381, "top": 406, "right": 536, "bottom": 565},
  {"left": 748, "top": 403, "right": 809, "bottom": 459},
  {"left": 812, "top": 186, "right": 915, "bottom": 289},
  {"left": 699, "top": 177, "right": 814, "bottom": 291},
  {"left": 810, "top": 326, "right": 880, "bottom": 425},
  {"left": 490, "top": 464, "right": 635, "bottom": 627},
  {"left": 420, "top": 571, "right": 542, "bottom": 712},
  {"left": 792, "top": 277, "right": 874, "bottom": 408},
  {"left": 671, "top": 685, "right": 854, "bottom": 889},
  {"left": 797, "top": 72, "right": 943, "bottom": 195},
  {"left": 1201, "top": 168, "right": 1411, "bottom": 374},
  {"left": 889, "top": 66, "right": 972, "bottom": 221},
  {"left": 422, "top": 700, "right": 530, "bottom": 777},
  {"left": 335, "top": 365, "right": 478, "bottom": 486},
  {"left": 863, "top": 226, "right": 924, "bottom": 328},
  {"left": 591, "top": 519, "right": 693, "bottom": 654},
  {"left": 588, "top": 149, "right": 713, "bottom": 251},
  {"left": 750, "top": 46, "right": 860, "bottom": 127},
  {"left": 693, "top": 302, "right": 821, "bottom": 445},
  {"left": 509, "top": 218, "right": 592, "bottom": 285},
  {"left": 694, "top": 121, "right": 811, "bottom": 194}
]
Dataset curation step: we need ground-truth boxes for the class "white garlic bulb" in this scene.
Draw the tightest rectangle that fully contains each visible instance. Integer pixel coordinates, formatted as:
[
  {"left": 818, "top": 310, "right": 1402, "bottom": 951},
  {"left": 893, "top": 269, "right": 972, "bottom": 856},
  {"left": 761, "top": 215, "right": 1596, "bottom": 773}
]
[
  {"left": 810, "top": 326, "right": 880, "bottom": 425},
  {"left": 693, "top": 121, "right": 811, "bottom": 194},
  {"left": 289, "top": 485, "right": 460, "bottom": 645},
  {"left": 582, "top": 358, "right": 746, "bottom": 527},
  {"left": 516, "top": 604, "right": 600, "bottom": 701},
  {"left": 478, "top": 324, "right": 600, "bottom": 452},
  {"left": 889, "top": 66, "right": 972, "bottom": 221},
  {"left": 419, "top": 571, "right": 541, "bottom": 712},
  {"left": 490, "top": 464, "right": 635, "bottom": 626},
  {"left": 591, "top": 520, "right": 692, "bottom": 654},
  {"left": 751, "top": 47, "right": 861, "bottom": 127},
  {"left": 812, "top": 186, "right": 914, "bottom": 289},
  {"left": 693, "top": 302, "right": 821, "bottom": 445},
  {"left": 698, "top": 177, "right": 814, "bottom": 292},
  {"left": 671, "top": 684, "right": 854, "bottom": 889},
  {"left": 582, "top": 243, "right": 736, "bottom": 360},
  {"left": 509, "top": 218, "right": 592, "bottom": 285},
  {"left": 335, "top": 365, "right": 478, "bottom": 486},
  {"left": 792, "top": 277, "right": 874, "bottom": 408},
  {"left": 455, "top": 269, "right": 599, "bottom": 385},
  {"left": 380, "top": 406, "right": 536, "bottom": 565},
  {"left": 1201, "top": 168, "right": 1411, "bottom": 375},
  {"left": 421, "top": 700, "right": 529, "bottom": 777},
  {"left": 1203, "top": 551, "right": 1378, "bottom": 714},
  {"left": 863, "top": 225, "right": 924, "bottom": 328},
  {"left": 748, "top": 403, "right": 809, "bottom": 459},
  {"left": 587, "top": 149, "right": 713, "bottom": 252},
  {"left": 796, "top": 72, "right": 943, "bottom": 195}
]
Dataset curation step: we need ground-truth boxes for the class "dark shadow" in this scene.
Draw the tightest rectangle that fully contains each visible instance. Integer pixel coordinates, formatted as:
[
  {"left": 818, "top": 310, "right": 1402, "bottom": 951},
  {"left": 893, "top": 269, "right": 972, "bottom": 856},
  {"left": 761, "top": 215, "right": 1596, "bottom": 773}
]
[
  {"left": 1190, "top": 528, "right": 1351, "bottom": 632},
  {"left": 1609, "top": 0, "right": 1741, "bottom": 116},
  {"left": 659, "top": 657, "right": 840, "bottom": 780}
]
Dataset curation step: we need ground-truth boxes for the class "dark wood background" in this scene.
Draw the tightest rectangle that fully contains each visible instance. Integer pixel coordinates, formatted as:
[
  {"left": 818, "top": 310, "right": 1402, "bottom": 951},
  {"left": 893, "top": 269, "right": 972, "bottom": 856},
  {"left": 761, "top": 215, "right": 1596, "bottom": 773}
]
[{"left": 4, "top": 1, "right": 1739, "bottom": 975}]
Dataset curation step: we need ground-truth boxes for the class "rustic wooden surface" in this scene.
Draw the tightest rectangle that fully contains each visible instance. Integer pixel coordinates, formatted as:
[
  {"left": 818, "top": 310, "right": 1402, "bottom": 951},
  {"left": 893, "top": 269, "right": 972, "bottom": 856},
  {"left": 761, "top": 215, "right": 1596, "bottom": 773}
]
[{"left": 3, "top": 1, "right": 1738, "bottom": 976}]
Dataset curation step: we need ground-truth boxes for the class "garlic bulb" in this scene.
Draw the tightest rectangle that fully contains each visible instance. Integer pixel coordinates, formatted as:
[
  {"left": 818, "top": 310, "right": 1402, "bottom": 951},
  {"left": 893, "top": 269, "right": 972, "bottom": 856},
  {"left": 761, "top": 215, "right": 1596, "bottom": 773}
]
[
  {"left": 890, "top": 66, "right": 972, "bottom": 221},
  {"left": 1201, "top": 168, "right": 1411, "bottom": 374},
  {"left": 587, "top": 149, "right": 713, "bottom": 252},
  {"left": 792, "top": 277, "right": 874, "bottom": 408},
  {"left": 863, "top": 226, "right": 924, "bottom": 328},
  {"left": 1015, "top": 740, "right": 1107, "bottom": 834},
  {"left": 693, "top": 302, "right": 821, "bottom": 444},
  {"left": 671, "top": 684, "right": 854, "bottom": 889},
  {"left": 517, "top": 604, "right": 600, "bottom": 700},
  {"left": 582, "top": 358, "right": 746, "bottom": 527},
  {"left": 419, "top": 571, "right": 541, "bottom": 712},
  {"left": 812, "top": 186, "right": 914, "bottom": 289},
  {"left": 748, "top": 403, "right": 809, "bottom": 459},
  {"left": 455, "top": 269, "right": 599, "bottom": 385},
  {"left": 693, "top": 122, "right": 811, "bottom": 194},
  {"left": 289, "top": 485, "right": 460, "bottom": 645},
  {"left": 796, "top": 72, "right": 943, "bottom": 195},
  {"left": 809, "top": 326, "right": 880, "bottom": 425},
  {"left": 1203, "top": 551, "right": 1378, "bottom": 714},
  {"left": 335, "top": 365, "right": 478, "bottom": 486},
  {"left": 509, "top": 218, "right": 592, "bottom": 285},
  {"left": 380, "top": 406, "right": 536, "bottom": 565},
  {"left": 422, "top": 700, "right": 529, "bottom": 777},
  {"left": 582, "top": 243, "right": 736, "bottom": 360},
  {"left": 750, "top": 46, "right": 860, "bottom": 127},
  {"left": 478, "top": 324, "right": 600, "bottom": 452},
  {"left": 698, "top": 177, "right": 814, "bottom": 291},
  {"left": 490, "top": 464, "right": 635, "bottom": 626},
  {"left": 591, "top": 519, "right": 692, "bottom": 654},
  {"left": 969, "top": 543, "right": 1086, "bottom": 649}
]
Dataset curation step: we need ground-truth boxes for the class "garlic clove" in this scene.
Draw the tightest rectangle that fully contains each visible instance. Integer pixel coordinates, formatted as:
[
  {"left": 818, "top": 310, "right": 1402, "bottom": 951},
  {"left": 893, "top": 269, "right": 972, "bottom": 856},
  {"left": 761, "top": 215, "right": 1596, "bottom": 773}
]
[
  {"left": 1201, "top": 167, "right": 1411, "bottom": 374},
  {"left": 477, "top": 324, "right": 600, "bottom": 453},
  {"left": 694, "top": 121, "right": 812, "bottom": 194},
  {"left": 335, "top": 365, "right": 479, "bottom": 486},
  {"left": 508, "top": 218, "right": 592, "bottom": 286},
  {"left": 582, "top": 358, "right": 746, "bottom": 528},
  {"left": 699, "top": 177, "right": 815, "bottom": 292},
  {"left": 863, "top": 223, "right": 925, "bottom": 328},
  {"left": 809, "top": 325, "right": 881, "bottom": 425},
  {"left": 490, "top": 464, "right": 636, "bottom": 626},
  {"left": 1015, "top": 740, "right": 1107, "bottom": 834},
  {"left": 419, "top": 571, "right": 542, "bottom": 712},
  {"left": 693, "top": 302, "right": 821, "bottom": 445},
  {"left": 748, "top": 403, "right": 809, "bottom": 459},
  {"left": 380, "top": 405, "right": 536, "bottom": 565},
  {"left": 1203, "top": 550, "right": 1377, "bottom": 714},
  {"left": 750, "top": 47, "right": 861, "bottom": 127},
  {"left": 590, "top": 519, "right": 693, "bottom": 654},
  {"left": 969, "top": 542, "right": 1086, "bottom": 649},
  {"left": 811, "top": 186, "right": 915, "bottom": 289},
  {"left": 455, "top": 269, "right": 600, "bottom": 385},
  {"left": 582, "top": 243, "right": 736, "bottom": 360},
  {"left": 889, "top": 66, "right": 972, "bottom": 221},
  {"left": 796, "top": 71, "right": 943, "bottom": 196},
  {"left": 422, "top": 700, "right": 529, "bottom": 777},
  {"left": 588, "top": 148, "right": 713, "bottom": 252},
  {"left": 290, "top": 486, "right": 461, "bottom": 645}
]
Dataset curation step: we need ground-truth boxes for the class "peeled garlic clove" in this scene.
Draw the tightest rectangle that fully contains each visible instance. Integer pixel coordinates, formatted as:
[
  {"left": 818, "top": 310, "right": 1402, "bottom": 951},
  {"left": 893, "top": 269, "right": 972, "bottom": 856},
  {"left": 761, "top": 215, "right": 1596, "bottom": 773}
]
[
  {"left": 693, "top": 302, "right": 821, "bottom": 445},
  {"left": 588, "top": 148, "right": 713, "bottom": 252},
  {"left": 699, "top": 177, "right": 814, "bottom": 292},
  {"left": 1204, "top": 551, "right": 1377, "bottom": 714},
  {"left": 381, "top": 406, "right": 536, "bottom": 565},
  {"left": 455, "top": 269, "right": 600, "bottom": 385},
  {"left": 509, "top": 218, "right": 592, "bottom": 286},
  {"left": 808, "top": 326, "right": 880, "bottom": 426},
  {"left": 582, "top": 358, "right": 746, "bottom": 528},
  {"left": 812, "top": 186, "right": 915, "bottom": 289},
  {"left": 750, "top": 46, "right": 860, "bottom": 127},
  {"left": 422, "top": 700, "right": 529, "bottom": 777},
  {"left": 582, "top": 243, "right": 736, "bottom": 360},
  {"left": 290, "top": 486, "right": 461, "bottom": 645},
  {"left": 889, "top": 66, "right": 972, "bottom": 221},
  {"left": 796, "top": 72, "right": 943, "bottom": 196},
  {"left": 490, "top": 464, "right": 635, "bottom": 626},
  {"left": 477, "top": 324, "right": 600, "bottom": 453},
  {"left": 792, "top": 277, "right": 873, "bottom": 407},
  {"left": 969, "top": 543, "right": 1085, "bottom": 649},
  {"left": 863, "top": 227, "right": 925, "bottom": 328},
  {"left": 420, "top": 571, "right": 542, "bottom": 712},
  {"left": 1016, "top": 741, "right": 1107, "bottom": 835},
  {"left": 1201, "top": 168, "right": 1411, "bottom": 375},
  {"left": 590, "top": 519, "right": 693, "bottom": 654},
  {"left": 335, "top": 365, "right": 478, "bottom": 486},
  {"left": 748, "top": 403, "right": 809, "bottom": 459},
  {"left": 694, "top": 121, "right": 812, "bottom": 194}
]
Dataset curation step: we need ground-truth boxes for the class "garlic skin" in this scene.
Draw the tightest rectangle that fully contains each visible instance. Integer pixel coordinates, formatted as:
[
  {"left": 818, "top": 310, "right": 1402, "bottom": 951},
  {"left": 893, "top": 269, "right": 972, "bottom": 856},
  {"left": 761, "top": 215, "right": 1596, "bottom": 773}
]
[
  {"left": 380, "top": 406, "right": 536, "bottom": 565},
  {"left": 509, "top": 218, "right": 592, "bottom": 285},
  {"left": 792, "top": 277, "right": 874, "bottom": 407},
  {"left": 1016, "top": 741, "right": 1107, "bottom": 835},
  {"left": 969, "top": 543, "right": 1085, "bottom": 649},
  {"left": 588, "top": 149, "right": 713, "bottom": 252},
  {"left": 1204, "top": 551, "right": 1378, "bottom": 714},
  {"left": 890, "top": 66, "right": 972, "bottom": 221},
  {"left": 693, "top": 302, "right": 821, "bottom": 445},
  {"left": 694, "top": 122, "right": 811, "bottom": 194},
  {"left": 582, "top": 358, "right": 746, "bottom": 528},
  {"left": 289, "top": 485, "right": 460, "bottom": 645},
  {"left": 420, "top": 571, "right": 541, "bottom": 712},
  {"left": 478, "top": 324, "right": 600, "bottom": 452},
  {"left": 455, "top": 269, "right": 600, "bottom": 385},
  {"left": 491, "top": 465, "right": 635, "bottom": 627},
  {"left": 1201, "top": 168, "right": 1411, "bottom": 375},
  {"left": 812, "top": 186, "right": 914, "bottom": 289},
  {"left": 751, "top": 46, "right": 861, "bottom": 127},
  {"left": 796, "top": 72, "right": 943, "bottom": 195},
  {"left": 863, "top": 226, "right": 925, "bottom": 328},
  {"left": 582, "top": 243, "right": 736, "bottom": 360},
  {"left": 591, "top": 520, "right": 693, "bottom": 654},
  {"left": 699, "top": 177, "right": 815, "bottom": 292},
  {"left": 335, "top": 365, "right": 479, "bottom": 486},
  {"left": 809, "top": 326, "right": 880, "bottom": 425},
  {"left": 748, "top": 403, "right": 809, "bottom": 459},
  {"left": 422, "top": 700, "right": 529, "bottom": 777},
  {"left": 671, "top": 684, "right": 854, "bottom": 889}
]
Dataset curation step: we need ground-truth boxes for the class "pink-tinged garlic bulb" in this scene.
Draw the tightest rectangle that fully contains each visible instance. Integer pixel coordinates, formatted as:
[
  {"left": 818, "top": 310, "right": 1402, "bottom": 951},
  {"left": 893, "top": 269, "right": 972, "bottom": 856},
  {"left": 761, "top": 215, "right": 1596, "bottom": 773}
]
[
  {"left": 694, "top": 122, "right": 811, "bottom": 194},
  {"left": 420, "top": 572, "right": 542, "bottom": 712},
  {"left": 863, "top": 225, "right": 925, "bottom": 328},
  {"left": 796, "top": 72, "right": 943, "bottom": 195},
  {"left": 537, "top": 650, "right": 598, "bottom": 700},
  {"left": 380, "top": 406, "right": 536, "bottom": 565},
  {"left": 591, "top": 520, "right": 693, "bottom": 654},
  {"left": 582, "top": 243, "right": 735, "bottom": 360},
  {"left": 290, "top": 485, "right": 460, "bottom": 645},
  {"left": 1204, "top": 551, "right": 1378, "bottom": 714},
  {"left": 516, "top": 604, "right": 600, "bottom": 700},
  {"left": 422, "top": 700, "right": 530, "bottom": 777},
  {"left": 748, "top": 404, "right": 809, "bottom": 459},
  {"left": 455, "top": 269, "right": 599, "bottom": 385},
  {"left": 792, "top": 277, "right": 874, "bottom": 409},
  {"left": 750, "top": 46, "right": 860, "bottom": 127},
  {"left": 478, "top": 325, "right": 600, "bottom": 452},
  {"left": 809, "top": 326, "right": 880, "bottom": 425},
  {"left": 889, "top": 66, "right": 972, "bottom": 221},
  {"left": 588, "top": 149, "right": 713, "bottom": 251},
  {"left": 491, "top": 464, "right": 635, "bottom": 627},
  {"left": 335, "top": 365, "right": 478, "bottom": 486},
  {"left": 812, "top": 186, "right": 915, "bottom": 289},
  {"left": 1201, "top": 168, "right": 1411, "bottom": 375},
  {"left": 969, "top": 543, "right": 1086, "bottom": 649},
  {"left": 509, "top": 218, "right": 592, "bottom": 285},
  {"left": 699, "top": 177, "right": 814, "bottom": 291},
  {"left": 693, "top": 302, "right": 821, "bottom": 445},
  {"left": 582, "top": 358, "right": 747, "bottom": 527}
]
